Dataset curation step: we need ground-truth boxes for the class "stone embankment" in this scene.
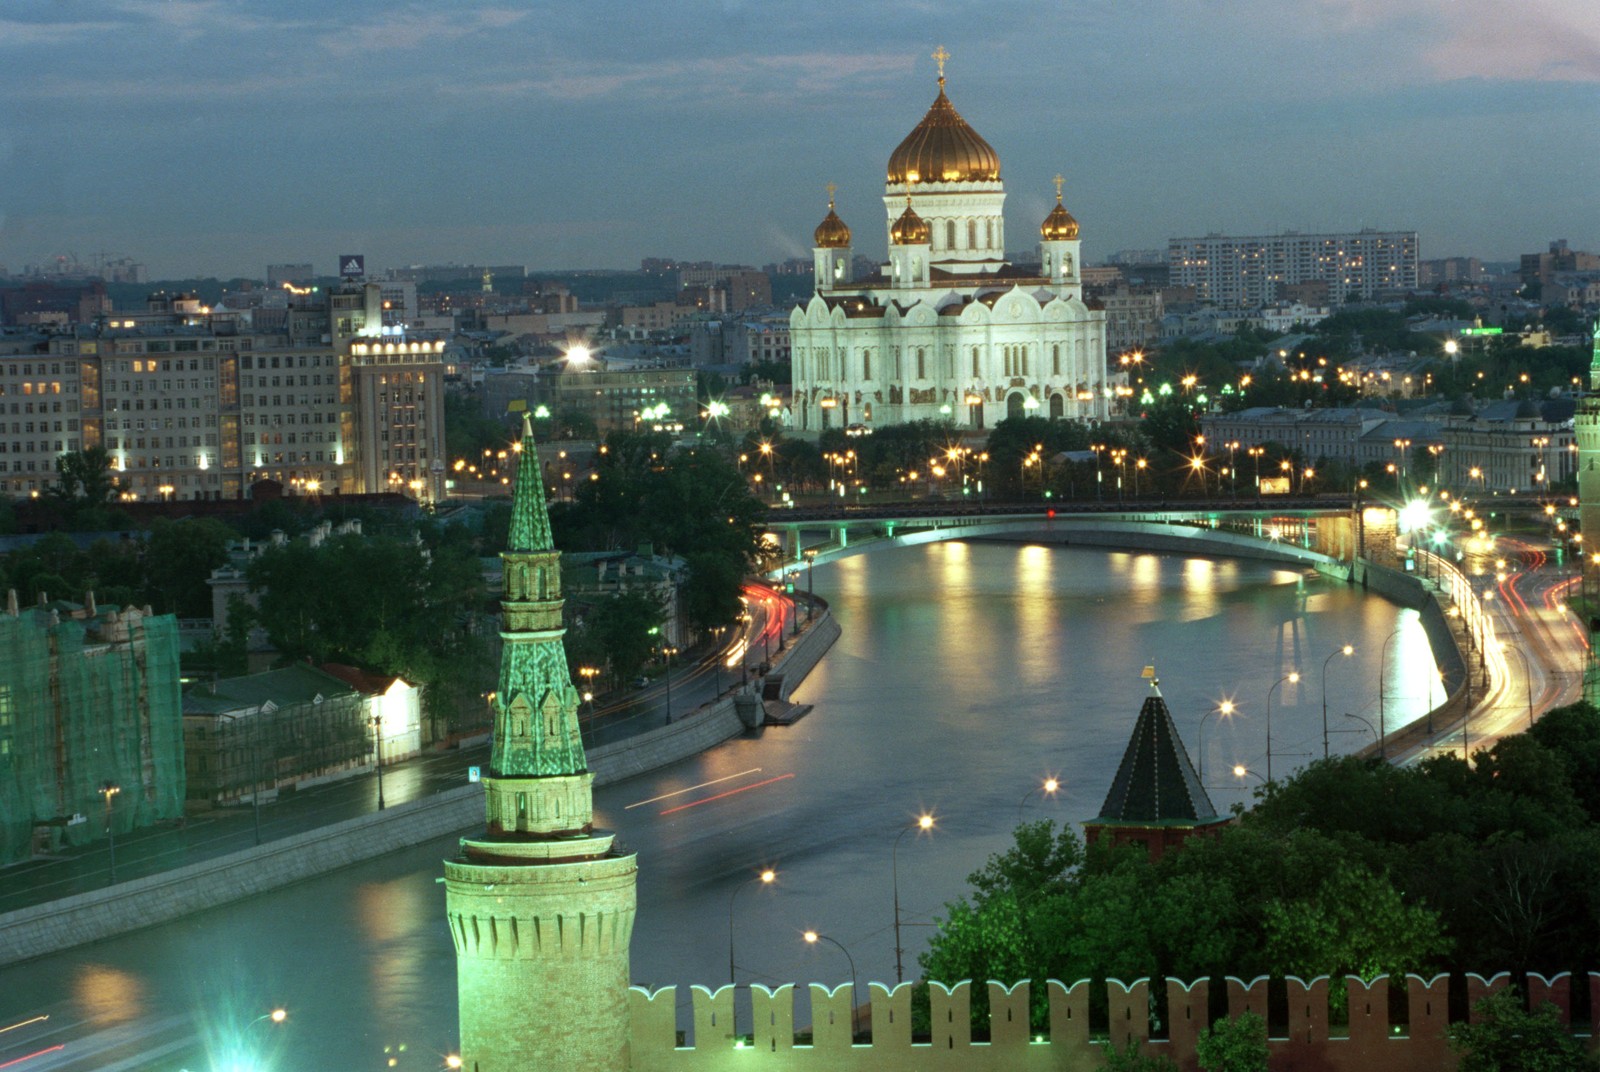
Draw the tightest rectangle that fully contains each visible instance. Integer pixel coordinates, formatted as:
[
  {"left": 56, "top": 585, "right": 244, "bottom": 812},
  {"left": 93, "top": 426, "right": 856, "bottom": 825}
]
[{"left": 0, "top": 605, "right": 839, "bottom": 967}]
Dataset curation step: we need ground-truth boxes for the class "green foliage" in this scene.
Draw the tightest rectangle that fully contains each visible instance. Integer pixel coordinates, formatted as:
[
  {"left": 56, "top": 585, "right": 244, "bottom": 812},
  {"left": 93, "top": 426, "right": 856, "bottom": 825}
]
[
  {"left": 245, "top": 530, "right": 490, "bottom": 732},
  {"left": 1103, "top": 1038, "right": 1178, "bottom": 1072},
  {"left": 1195, "top": 1011, "right": 1268, "bottom": 1072},
  {"left": 1448, "top": 991, "right": 1595, "bottom": 1072},
  {"left": 444, "top": 390, "right": 516, "bottom": 466},
  {"left": 567, "top": 589, "right": 663, "bottom": 683},
  {"left": 52, "top": 446, "right": 119, "bottom": 506},
  {"left": 143, "top": 518, "right": 235, "bottom": 617}
]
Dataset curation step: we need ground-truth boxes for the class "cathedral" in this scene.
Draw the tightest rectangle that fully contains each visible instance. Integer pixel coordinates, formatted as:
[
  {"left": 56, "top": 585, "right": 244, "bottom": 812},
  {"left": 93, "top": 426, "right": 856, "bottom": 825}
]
[{"left": 790, "top": 51, "right": 1111, "bottom": 433}]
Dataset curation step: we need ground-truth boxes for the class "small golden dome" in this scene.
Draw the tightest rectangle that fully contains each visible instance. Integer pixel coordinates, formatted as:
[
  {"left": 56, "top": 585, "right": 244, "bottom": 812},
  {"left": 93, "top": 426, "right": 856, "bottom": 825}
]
[
  {"left": 1041, "top": 199, "right": 1079, "bottom": 241},
  {"left": 890, "top": 199, "right": 931, "bottom": 246},
  {"left": 814, "top": 188, "right": 852, "bottom": 249},
  {"left": 886, "top": 81, "right": 1000, "bottom": 186}
]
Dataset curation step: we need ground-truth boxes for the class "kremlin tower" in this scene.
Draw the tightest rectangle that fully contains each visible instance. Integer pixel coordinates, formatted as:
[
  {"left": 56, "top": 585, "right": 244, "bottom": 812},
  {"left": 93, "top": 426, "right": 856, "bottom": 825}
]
[{"left": 444, "top": 417, "right": 637, "bottom": 1072}]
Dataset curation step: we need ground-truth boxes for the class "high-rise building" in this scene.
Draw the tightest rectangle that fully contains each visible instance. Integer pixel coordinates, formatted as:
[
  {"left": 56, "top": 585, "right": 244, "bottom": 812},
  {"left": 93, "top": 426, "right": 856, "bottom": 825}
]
[
  {"left": 0, "top": 283, "right": 446, "bottom": 501},
  {"left": 444, "top": 417, "right": 637, "bottom": 1072},
  {"left": 1575, "top": 323, "right": 1600, "bottom": 555},
  {"left": 791, "top": 59, "right": 1109, "bottom": 432},
  {"left": 1167, "top": 230, "right": 1418, "bottom": 307}
]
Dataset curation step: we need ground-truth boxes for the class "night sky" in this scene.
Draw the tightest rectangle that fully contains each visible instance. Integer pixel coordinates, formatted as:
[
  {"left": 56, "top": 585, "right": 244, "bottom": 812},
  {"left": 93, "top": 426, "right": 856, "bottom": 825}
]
[{"left": 3, "top": 0, "right": 1597, "bottom": 278}]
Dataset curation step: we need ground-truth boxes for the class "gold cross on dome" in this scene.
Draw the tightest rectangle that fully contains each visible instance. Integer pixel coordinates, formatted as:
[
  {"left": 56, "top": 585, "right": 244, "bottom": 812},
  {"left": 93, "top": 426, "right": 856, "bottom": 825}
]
[
  {"left": 826, "top": 181, "right": 837, "bottom": 208},
  {"left": 1053, "top": 173, "right": 1065, "bottom": 201},
  {"left": 932, "top": 45, "right": 950, "bottom": 82}
]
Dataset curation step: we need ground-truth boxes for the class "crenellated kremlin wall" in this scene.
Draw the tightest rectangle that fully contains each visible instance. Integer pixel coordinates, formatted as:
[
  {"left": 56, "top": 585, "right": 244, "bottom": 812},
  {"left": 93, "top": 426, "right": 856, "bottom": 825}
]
[{"left": 626, "top": 971, "right": 1596, "bottom": 1071}]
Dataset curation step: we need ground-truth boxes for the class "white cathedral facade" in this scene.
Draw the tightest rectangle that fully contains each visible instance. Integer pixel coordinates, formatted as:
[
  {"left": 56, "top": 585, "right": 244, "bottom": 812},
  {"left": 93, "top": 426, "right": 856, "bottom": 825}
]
[{"left": 791, "top": 64, "right": 1111, "bottom": 433}]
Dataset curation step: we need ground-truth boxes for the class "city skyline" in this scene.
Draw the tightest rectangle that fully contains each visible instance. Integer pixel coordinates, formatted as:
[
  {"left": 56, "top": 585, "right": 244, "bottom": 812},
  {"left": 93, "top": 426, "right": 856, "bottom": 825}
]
[{"left": 3, "top": 0, "right": 1597, "bottom": 279}]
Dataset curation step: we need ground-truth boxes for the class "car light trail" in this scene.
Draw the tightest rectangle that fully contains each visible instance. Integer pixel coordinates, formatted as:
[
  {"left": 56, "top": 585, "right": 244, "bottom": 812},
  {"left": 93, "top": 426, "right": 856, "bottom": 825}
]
[
  {"left": 659, "top": 773, "right": 795, "bottom": 816},
  {"left": 626, "top": 769, "right": 764, "bottom": 809},
  {"left": 0, "top": 1046, "right": 65, "bottom": 1069},
  {"left": 0, "top": 1017, "right": 47, "bottom": 1036}
]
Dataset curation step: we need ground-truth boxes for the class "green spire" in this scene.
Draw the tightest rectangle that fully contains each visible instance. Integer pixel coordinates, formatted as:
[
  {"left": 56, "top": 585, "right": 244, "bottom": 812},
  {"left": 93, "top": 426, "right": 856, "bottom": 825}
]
[
  {"left": 490, "top": 413, "right": 585, "bottom": 779},
  {"left": 508, "top": 414, "right": 554, "bottom": 552}
]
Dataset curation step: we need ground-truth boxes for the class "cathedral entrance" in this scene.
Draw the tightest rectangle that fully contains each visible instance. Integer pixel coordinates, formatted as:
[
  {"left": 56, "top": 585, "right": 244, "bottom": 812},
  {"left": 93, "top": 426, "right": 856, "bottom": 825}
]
[
  {"left": 1050, "top": 394, "right": 1064, "bottom": 420},
  {"left": 968, "top": 400, "right": 984, "bottom": 429},
  {"left": 1006, "top": 392, "right": 1026, "bottom": 422}
]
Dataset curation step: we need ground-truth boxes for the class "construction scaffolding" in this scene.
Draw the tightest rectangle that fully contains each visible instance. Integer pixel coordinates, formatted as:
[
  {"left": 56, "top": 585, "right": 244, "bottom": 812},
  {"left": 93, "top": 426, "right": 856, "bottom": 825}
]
[{"left": 0, "top": 593, "right": 184, "bottom": 866}]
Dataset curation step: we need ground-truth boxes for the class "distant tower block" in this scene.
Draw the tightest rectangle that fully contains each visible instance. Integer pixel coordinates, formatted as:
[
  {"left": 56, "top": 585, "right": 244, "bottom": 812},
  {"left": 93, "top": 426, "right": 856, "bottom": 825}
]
[{"left": 444, "top": 416, "right": 637, "bottom": 1072}]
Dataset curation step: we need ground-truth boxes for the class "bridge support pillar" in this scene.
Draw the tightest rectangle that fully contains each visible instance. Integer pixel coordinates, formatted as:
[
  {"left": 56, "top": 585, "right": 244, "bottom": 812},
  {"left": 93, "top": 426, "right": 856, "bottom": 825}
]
[
  {"left": 835, "top": 525, "right": 849, "bottom": 549},
  {"left": 784, "top": 528, "right": 800, "bottom": 563}
]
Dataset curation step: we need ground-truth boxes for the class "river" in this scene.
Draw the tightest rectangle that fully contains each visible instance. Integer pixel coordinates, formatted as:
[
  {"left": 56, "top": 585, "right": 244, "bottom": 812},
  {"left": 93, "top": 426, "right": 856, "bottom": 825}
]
[{"left": 0, "top": 542, "right": 1443, "bottom": 1071}]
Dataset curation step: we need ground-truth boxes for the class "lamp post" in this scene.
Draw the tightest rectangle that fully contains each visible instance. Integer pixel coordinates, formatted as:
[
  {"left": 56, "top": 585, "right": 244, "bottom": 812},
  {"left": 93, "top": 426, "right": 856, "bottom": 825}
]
[
  {"left": 1377, "top": 626, "right": 1401, "bottom": 759},
  {"left": 803, "top": 931, "right": 861, "bottom": 1040},
  {"left": 99, "top": 782, "right": 121, "bottom": 885},
  {"left": 1232, "top": 764, "right": 1267, "bottom": 786},
  {"left": 1265, "top": 671, "right": 1300, "bottom": 783},
  {"left": 727, "top": 868, "right": 777, "bottom": 985},
  {"left": 1198, "top": 699, "right": 1234, "bottom": 782},
  {"left": 892, "top": 813, "right": 935, "bottom": 984},
  {"left": 662, "top": 645, "right": 677, "bottom": 724},
  {"left": 1017, "top": 777, "right": 1060, "bottom": 825},
  {"left": 369, "top": 714, "right": 386, "bottom": 810},
  {"left": 1344, "top": 712, "right": 1377, "bottom": 741},
  {"left": 1320, "top": 645, "right": 1353, "bottom": 760}
]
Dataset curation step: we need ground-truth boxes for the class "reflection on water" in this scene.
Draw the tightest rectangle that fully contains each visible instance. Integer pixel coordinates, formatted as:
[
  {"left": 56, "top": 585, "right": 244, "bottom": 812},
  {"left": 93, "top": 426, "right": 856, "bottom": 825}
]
[{"left": 73, "top": 963, "right": 143, "bottom": 1025}]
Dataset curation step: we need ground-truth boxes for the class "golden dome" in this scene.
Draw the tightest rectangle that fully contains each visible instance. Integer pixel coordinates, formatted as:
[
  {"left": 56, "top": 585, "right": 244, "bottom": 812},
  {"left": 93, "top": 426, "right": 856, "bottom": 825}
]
[
  {"left": 886, "top": 80, "right": 1000, "bottom": 186},
  {"left": 1041, "top": 174, "right": 1080, "bottom": 239},
  {"left": 890, "top": 199, "right": 931, "bottom": 245},
  {"left": 814, "top": 188, "right": 852, "bottom": 249}
]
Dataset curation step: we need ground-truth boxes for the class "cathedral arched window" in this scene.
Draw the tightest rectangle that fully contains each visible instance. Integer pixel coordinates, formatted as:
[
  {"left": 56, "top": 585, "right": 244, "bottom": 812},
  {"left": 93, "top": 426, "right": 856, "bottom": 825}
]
[
  {"left": 916, "top": 349, "right": 926, "bottom": 379},
  {"left": 985, "top": 220, "right": 994, "bottom": 248},
  {"left": 967, "top": 220, "right": 977, "bottom": 248},
  {"left": 862, "top": 350, "right": 872, "bottom": 379},
  {"left": 972, "top": 347, "right": 981, "bottom": 377},
  {"left": 946, "top": 221, "right": 956, "bottom": 248},
  {"left": 1052, "top": 345, "right": 1061, "bottom": 376},
  {"left": 1021, "top": 346, "right": 1029, "bottom": 376}
]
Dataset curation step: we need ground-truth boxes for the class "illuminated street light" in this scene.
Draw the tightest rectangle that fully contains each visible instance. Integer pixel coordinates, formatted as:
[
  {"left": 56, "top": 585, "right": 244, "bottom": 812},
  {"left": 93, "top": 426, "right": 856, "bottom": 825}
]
[
  {"left": 1265, "top": 671, "right": 1299, "bottom": 783},
  {"left": 728, "top": 868, "right": 777, "bottom": 985},
  {"left": 1198, "top": 699, "right": 1234, "bottom": 781},
  {"left": 802, "top": 931, "right": 861, "bottom": 1039},
  {"left": 100, "top": 782, "right": 121, "bottom": 885},
  {"left": 1017, "top": 776, "right": 1060, "bottom": 824},
  {"left": 892, "top": 813, "right": 935, "bottom": 984},
  {"left": 1321, "top": 646, "right": 1354, "bottom": 759}
]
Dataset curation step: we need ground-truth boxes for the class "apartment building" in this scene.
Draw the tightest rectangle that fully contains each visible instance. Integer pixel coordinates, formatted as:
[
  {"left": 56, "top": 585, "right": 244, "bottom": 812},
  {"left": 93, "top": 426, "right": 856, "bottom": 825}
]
[{"left": 1169, "top": 230, "right": 1418, "bottom": 307}]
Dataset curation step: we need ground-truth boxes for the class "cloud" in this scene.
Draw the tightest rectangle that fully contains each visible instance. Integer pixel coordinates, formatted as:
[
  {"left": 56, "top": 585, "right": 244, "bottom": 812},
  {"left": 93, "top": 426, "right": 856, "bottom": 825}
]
[
  {"left": 318, "top": 7, "right": 528, "bottom": 57},
  {"left": 1310, "top": 0, "right": 1600, "bottom": 82}
]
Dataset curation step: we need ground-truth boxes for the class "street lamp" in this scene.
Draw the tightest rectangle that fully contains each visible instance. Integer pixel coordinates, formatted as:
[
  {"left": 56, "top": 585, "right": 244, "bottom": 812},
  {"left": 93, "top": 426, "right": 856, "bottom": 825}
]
[
  {"left": 803, "top": 931, "right": 861, "bottom": 1040},
  {"left": 1232, "top": 764, "right": 1267, "bottom": 786},
  {"left": 892, "top": 813, "right": 935, "bottom": 984},
  {"left": 100, "top": 782, "right": 121, "bottom": 885},
  {"left": 1377, "top": 626, "right": 1401, "bottom": 758},
  {"left": 1017, "top": 777, "right": 1059, "bottom": 825},
  {"left": 728, "top": 868, "right": 777, "bottom": 985},
  {"left": 1198, "top": 699, "right": 1234, "bottom": 782},
  {"left": 1265, "top": 671, "right": 1300, "bottom": 783},
  {"left": 1320, "top": 645, "right": 1353, "bottom": 760},
  {"left": 370, "top": 714, "right": 386, "bottom": 810}
]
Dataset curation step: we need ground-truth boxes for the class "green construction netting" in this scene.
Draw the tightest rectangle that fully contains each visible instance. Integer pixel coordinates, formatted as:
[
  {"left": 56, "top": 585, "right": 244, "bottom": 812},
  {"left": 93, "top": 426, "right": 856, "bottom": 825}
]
[{"left": 0, "top": 607, "right": 184, "bottom": 866}]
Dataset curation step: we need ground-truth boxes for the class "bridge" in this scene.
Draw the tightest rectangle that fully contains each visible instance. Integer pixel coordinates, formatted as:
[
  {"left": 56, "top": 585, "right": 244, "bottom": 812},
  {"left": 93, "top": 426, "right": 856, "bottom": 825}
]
[{"left": 763, "top": 496, "right": 1373, "bottom": 576}]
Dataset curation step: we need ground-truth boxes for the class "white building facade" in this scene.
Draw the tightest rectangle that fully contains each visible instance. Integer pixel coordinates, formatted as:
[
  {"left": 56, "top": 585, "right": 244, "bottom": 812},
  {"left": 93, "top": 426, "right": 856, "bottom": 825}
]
[{"left": 791, "top": 67, "right": 1109, "bottom": 433}]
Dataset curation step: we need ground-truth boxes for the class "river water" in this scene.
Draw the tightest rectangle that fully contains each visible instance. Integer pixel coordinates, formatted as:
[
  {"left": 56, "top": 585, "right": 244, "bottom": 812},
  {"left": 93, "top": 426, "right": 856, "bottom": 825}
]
[{"left": 0, "top": 542, "right": 1442, "bottom": 1071}]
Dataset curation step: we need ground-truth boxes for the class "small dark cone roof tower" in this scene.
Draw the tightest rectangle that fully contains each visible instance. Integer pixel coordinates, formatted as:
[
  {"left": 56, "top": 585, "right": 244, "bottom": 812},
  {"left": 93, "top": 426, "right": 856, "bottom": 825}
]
[{"left": 1084, "top": 673, "right": 1230, "bottom": 860}]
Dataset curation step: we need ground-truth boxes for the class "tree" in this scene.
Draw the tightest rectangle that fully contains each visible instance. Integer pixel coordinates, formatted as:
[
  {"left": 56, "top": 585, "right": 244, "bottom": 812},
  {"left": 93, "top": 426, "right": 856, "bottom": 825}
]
[
  {"left": 1104, "top": 1038, "right": 1178, "bottom": 1072},
  {"left": 52, "top": 446, "right": 118, "bottom": 504},
  {"left": 143, "top": 518, "right": 236, "bottom": 617},
  {"left": 1195, "top": 1011, "right": 1268, "bottom": 1072},
  {"left": 1448, "top": 990, "right": 1593, "bottom": 1072},
  {"left": 580, "top": 589, "right": 664, "bottom": 683}
]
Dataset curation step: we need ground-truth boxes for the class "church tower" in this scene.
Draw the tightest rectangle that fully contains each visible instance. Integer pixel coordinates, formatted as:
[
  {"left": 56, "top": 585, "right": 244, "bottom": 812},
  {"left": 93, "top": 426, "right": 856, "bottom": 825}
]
[
  {"left": 445, "top": 418, "right": 637, "bottom": 1072},
  {"left": 1578, "top": 321, "right": 1600, "bottom": 544},
  {"left": 1038, "top": 174, "right": 1083, "bottom": 298},
  {"left": 812, "top": 183, "right": 853, "bottom": 292}
]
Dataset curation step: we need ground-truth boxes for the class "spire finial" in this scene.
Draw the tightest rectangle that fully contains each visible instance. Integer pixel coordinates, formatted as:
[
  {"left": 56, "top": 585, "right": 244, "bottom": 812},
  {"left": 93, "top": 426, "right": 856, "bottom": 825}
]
[
  {"left": 1053, "top": 173, "right": 1065, "bottom": 203},
  {"left": 826, "top": 181, "right": 837, "bottom": 209},
  {"left": 932, "top": 44, "right": 950, "bottom": 87}
]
